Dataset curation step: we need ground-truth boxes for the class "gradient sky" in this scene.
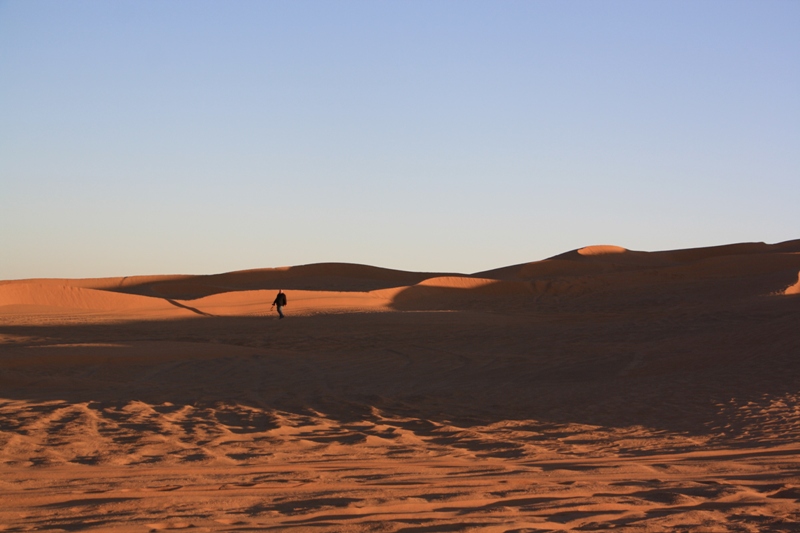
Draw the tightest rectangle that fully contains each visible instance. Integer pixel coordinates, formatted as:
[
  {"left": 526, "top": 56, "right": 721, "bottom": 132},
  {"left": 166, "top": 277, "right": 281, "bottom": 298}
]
[{"left": 1, "top": 1, "right": 798, "bottom": 279}]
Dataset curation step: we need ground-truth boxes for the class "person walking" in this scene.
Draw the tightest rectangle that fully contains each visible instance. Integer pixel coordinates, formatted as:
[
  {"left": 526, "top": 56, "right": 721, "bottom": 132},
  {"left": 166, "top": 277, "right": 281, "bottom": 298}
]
[{"left": 271, "top": 290, "right": 287, "bottom": 319}]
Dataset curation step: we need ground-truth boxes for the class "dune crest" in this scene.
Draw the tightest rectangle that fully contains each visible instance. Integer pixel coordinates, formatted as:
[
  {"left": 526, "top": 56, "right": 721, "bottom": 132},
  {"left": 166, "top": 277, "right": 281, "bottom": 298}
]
[{"left": 577, "top": 244, "right": 628, "bottom": 256}]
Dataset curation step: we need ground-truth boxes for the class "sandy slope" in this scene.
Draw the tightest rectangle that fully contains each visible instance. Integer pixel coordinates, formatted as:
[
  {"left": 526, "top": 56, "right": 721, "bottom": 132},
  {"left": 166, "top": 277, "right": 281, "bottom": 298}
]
[
  {"left": 1, "top": 240, "right": 799, "bottom": 532},
  {"left": 785, "top": 271, "right": 800, "bottom": 295}
]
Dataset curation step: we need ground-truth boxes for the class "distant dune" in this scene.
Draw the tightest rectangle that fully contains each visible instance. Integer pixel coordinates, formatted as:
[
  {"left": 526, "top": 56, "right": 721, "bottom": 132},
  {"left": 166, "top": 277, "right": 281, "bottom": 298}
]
[
  {"left": 2, "top": 239, "right": 798, "bottom": 319},
  {"left": 1, "top": 240, "right": 799, "bottom": 532}
]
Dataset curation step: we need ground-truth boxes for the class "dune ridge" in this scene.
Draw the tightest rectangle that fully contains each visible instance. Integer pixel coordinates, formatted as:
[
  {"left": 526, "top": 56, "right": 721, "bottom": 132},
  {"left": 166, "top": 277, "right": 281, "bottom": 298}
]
[
  {"left": 3, "top": 239, "right": 798, "bottom": 319},
  {"left": 577, "top": 244, "right": 628, "bottom": 255}
]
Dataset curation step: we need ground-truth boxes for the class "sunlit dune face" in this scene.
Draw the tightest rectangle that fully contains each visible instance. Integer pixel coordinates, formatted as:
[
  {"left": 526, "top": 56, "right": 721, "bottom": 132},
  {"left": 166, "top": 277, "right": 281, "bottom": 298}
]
[
  {"left": 785, "top": 271, "right": 800, "bottom": 295},
  {"left": 577, "top": 245, "right": 628, "bottom": 256},
  {"left": 415, "top": 276, "right": 497, "bottom": 289}
]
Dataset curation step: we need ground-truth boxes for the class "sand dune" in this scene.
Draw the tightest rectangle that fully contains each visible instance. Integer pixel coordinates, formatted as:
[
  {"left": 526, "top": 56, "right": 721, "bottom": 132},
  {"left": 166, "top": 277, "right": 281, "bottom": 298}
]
[
  {"left": 4, "top": 240, "right": 797, "bottom": 317},
  {"left": 577, "top": 244, "right": 628, "bottom": 255},
  {"left": 111, "top": 263, "right": 455, "bottom": 299},
  {"left": 478, "top": 239, "right": 800, "bottom": 280},
  {"left": 785, "top": 271, "right": 800, "bottom": 295},
  {"left": 0, "top": 283, "right": 193, "bottom": 319},
  {"left": 1, "top": 240, "right": 799, "bottom": 531}
]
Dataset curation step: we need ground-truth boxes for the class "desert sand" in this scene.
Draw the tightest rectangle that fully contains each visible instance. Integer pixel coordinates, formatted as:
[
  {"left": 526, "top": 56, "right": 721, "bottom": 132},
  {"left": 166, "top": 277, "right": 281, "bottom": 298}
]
[{"left": 1, "top": 240, "right": 799, "bottom": 532}]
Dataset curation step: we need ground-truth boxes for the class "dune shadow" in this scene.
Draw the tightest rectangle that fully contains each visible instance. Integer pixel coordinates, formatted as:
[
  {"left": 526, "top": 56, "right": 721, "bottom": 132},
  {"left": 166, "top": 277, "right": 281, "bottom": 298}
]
[{"left": 163, "top": 298, "right": 214, "bottom": 317}]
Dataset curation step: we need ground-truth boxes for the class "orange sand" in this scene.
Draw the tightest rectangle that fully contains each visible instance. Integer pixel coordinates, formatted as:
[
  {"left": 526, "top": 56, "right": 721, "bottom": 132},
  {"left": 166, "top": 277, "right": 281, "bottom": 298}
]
[{"left": 1, "top": 240, "right": 799, "bottom": 531}]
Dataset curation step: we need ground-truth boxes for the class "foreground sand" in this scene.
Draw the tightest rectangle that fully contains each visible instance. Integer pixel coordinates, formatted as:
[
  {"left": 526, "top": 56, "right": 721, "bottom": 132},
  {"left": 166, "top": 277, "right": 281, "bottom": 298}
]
[{"left": 1, "top": 241, "right": 799, "bottom": 531}]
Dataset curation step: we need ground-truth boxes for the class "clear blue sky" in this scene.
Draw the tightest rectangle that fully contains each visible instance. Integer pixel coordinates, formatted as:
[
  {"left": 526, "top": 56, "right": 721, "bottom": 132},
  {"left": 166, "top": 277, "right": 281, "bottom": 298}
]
[{"left": 1, "top": 1, "right": 798, "bottom": 279}]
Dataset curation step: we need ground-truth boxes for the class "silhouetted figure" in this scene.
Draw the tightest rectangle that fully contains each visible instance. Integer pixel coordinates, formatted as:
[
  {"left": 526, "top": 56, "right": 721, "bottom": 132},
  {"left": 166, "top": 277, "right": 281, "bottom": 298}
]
[{"left": 271, "top": 290, "right": 287, "bottom": 319}]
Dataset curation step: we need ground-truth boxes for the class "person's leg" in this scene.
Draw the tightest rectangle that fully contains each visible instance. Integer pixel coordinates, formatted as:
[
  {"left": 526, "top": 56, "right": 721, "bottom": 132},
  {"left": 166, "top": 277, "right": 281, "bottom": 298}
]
[{"left": 277, "top": 305, "right": 284, "bottom": 318}]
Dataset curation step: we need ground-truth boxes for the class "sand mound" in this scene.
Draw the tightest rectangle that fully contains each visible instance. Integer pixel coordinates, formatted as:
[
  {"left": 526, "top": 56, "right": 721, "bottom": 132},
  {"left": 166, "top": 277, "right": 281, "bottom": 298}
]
[
  {"left": 0, "top": 283, "right": 189, "bottom": 317},
  {"left": 477, "top": 244, "right": 669, "bottom": 280},
  {"left": 784, "top": 271, "right": 800, "bottom": 295},
  {"left": 0, "top": 265, "right": 451, "bottom": 301},
  {"left": 4, "top": 240, "right": 799, "bottom": 319},
  {"left": 105, "top": 263, "right": 453, "bottom": 299},
  {"left": 577, "top": 244, "right": 628, "bottom": 256},
  {"left": 476, "top": 241, "right": 800, "bottom": 300},
  {"left": 5, "top": 240, "right": 799, "bottom": 319},
  {"left": 0, "top": 274, "right": 194, "bottom": 290}
]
